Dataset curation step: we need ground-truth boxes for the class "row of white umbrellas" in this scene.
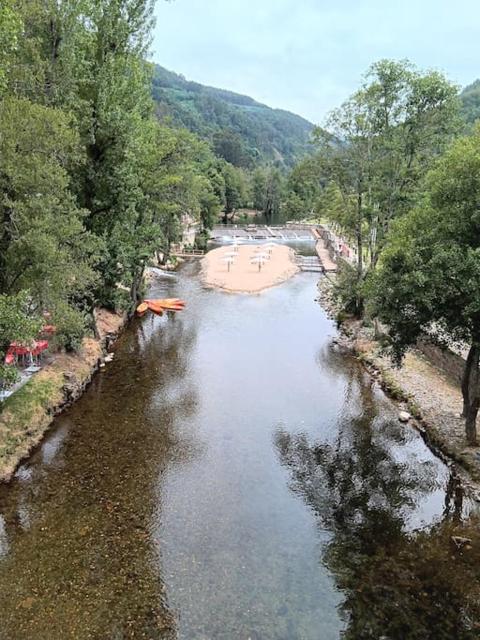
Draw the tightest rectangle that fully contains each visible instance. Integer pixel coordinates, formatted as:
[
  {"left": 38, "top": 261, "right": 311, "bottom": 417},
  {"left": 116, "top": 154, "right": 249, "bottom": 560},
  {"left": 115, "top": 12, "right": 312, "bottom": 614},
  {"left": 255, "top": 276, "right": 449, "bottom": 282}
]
[{"left": 219, "top": 243, "right": 279, "bottom": 272}]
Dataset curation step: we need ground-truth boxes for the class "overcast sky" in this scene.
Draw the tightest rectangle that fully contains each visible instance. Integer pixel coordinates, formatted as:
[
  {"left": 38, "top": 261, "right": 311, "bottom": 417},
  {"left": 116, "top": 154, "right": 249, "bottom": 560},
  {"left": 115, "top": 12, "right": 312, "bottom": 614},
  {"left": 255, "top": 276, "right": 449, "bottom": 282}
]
[{"left": 151, "top": 0, "right": 478, "bottom": 125}]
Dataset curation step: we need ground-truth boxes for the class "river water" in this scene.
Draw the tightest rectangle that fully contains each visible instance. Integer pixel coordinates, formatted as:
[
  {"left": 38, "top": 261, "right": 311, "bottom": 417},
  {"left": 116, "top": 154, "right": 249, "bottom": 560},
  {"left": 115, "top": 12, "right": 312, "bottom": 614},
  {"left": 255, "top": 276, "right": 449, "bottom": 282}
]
[{"left": 0, "top": 254, "right": 475, "bottom": 639}]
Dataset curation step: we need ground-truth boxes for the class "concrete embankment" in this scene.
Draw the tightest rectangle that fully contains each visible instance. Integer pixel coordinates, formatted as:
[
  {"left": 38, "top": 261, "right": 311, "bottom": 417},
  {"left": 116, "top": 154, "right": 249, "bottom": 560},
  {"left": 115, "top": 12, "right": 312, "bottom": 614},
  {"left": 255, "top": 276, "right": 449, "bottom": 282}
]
[{"left": 0, "top": 309, "right": 126, "bottom": 483}]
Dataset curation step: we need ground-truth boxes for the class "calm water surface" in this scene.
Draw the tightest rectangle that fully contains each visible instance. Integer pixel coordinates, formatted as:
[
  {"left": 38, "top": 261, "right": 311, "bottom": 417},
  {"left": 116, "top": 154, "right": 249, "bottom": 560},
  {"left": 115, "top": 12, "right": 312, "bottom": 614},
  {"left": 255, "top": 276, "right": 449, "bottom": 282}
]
[{"left": 0, "top": 258, "right": 472, "bottom": 639}]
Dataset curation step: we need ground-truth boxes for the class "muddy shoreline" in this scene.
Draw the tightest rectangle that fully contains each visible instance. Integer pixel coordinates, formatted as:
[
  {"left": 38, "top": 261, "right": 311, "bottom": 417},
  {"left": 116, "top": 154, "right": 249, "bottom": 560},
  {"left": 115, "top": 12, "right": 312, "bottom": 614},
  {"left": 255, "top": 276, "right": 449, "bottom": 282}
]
[
  {"left": 318, "top": 276, "right": 480, "bottom": 499},
  {"left": 0, "top": 310, "right": 126, "bottom": 483}
]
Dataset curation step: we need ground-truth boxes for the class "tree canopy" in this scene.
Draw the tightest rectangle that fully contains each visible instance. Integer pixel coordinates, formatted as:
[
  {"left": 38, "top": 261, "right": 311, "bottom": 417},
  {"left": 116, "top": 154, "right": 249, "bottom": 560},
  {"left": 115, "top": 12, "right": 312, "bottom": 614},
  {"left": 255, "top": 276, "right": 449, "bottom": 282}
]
[
  {"left": 0, "top": 0, "right": 225, "bottom": 388},
  {"left": 370, "top": 126, "right": 480, "bottom": 443}
]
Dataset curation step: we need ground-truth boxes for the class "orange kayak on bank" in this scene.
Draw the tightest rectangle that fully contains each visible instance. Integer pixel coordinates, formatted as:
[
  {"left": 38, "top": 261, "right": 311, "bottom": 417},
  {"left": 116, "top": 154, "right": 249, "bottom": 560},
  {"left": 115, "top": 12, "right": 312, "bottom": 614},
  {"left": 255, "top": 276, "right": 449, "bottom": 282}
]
[
  {"left": 136, "top": 302, "right": 149, "bottom": 316},
  {"left": 146, "top": 302, "right": 165, "bottom": 316},
  {"left": 146, "top": 299, "right": 185, "bottom": 307},
  {"left": 137, "top": 299, "right": 186, "bottom": 316}
]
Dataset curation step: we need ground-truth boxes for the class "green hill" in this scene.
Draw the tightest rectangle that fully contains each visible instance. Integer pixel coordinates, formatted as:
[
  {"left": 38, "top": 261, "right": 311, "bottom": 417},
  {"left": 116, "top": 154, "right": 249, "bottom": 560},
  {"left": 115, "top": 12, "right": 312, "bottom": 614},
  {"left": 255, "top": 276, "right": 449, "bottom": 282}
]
[
  {"left": 151, "top": 64, "right": 315, "bottom": 168},
  {"left": 460, "top": 80, "right": 480, "bottom": 125}
]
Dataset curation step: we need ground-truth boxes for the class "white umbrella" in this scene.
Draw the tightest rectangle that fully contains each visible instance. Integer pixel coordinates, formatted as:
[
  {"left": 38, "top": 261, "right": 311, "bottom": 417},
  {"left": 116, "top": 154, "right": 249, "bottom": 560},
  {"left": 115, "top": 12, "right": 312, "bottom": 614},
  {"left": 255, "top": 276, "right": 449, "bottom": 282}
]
[
  {"left": 252, "top": 252, "right": 270, "bottom": 261},
  {"left": 250, "top": 256, "right": 267, "bottom": 272},
  {"left": 263, "top": 242, "right": 278, "bottom": 254},
  {"left": 220, "top": 256, "right": 236, "bottom": 272},
  {"left": 253, "top": 246, "right": 271, "bottom": 255}
]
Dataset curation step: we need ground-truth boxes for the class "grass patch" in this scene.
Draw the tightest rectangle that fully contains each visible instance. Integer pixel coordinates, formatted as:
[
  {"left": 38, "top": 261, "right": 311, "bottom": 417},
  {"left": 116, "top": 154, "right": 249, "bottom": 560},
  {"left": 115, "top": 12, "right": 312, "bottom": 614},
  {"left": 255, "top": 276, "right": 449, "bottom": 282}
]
[{"left": 0, "top": 374, "right": 62, "bottom": 465}]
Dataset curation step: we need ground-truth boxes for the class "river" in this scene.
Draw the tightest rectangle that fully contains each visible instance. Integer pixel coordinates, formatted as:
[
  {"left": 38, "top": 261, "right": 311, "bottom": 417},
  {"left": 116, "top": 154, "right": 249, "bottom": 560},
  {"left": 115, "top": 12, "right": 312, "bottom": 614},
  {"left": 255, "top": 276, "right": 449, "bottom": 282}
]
[{"left": 0, "top": 254, "right": 476, "bottom": 639}]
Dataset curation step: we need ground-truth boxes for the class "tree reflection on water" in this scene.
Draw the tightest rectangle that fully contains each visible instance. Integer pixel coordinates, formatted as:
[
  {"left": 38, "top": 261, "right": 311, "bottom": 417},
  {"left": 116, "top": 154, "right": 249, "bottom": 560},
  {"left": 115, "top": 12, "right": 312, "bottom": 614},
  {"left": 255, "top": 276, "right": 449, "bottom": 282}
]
[{"left": 274, "top": 351, "right": 480, "bottom": 640}]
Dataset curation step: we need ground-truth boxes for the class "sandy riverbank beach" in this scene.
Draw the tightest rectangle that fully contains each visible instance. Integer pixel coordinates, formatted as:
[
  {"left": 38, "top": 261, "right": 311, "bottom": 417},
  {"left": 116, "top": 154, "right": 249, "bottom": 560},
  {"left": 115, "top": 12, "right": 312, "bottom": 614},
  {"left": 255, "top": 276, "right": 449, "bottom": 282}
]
[{"left": 201, "top": 244, "right": 300, "bottom": 294}]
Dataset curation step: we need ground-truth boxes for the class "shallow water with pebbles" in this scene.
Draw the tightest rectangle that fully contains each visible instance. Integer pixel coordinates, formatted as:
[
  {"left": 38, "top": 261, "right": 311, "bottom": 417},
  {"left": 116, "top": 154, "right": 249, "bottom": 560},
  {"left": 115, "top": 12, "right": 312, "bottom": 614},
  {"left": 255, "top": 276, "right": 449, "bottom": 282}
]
[{"left": 0, "top": 255, "right": 475, "bottom": 639}]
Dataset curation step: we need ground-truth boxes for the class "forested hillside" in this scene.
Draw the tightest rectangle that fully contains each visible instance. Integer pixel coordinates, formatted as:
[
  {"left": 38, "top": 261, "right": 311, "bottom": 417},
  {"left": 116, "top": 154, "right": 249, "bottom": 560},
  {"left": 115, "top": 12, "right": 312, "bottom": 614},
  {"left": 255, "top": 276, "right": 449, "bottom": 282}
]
[
  {"left": 460, "top": 79, "right": 480, "bottom": 124},
  {"left": 152, "top": 64, "right": 315, "bottom": 168}
]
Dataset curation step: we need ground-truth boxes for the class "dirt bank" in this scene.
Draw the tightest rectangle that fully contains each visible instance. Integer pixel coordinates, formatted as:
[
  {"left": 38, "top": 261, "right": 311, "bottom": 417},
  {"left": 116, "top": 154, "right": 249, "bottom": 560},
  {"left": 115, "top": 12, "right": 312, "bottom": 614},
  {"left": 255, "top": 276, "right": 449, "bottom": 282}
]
[
  {"left": 201, "top": 244, "right": 300, "bottom": 294},
  {"left": 0, "top": 310, "right": 126, "bottom": 483},
  {"left": 318, "top": 277, "right": 480, "bottom": 496}
]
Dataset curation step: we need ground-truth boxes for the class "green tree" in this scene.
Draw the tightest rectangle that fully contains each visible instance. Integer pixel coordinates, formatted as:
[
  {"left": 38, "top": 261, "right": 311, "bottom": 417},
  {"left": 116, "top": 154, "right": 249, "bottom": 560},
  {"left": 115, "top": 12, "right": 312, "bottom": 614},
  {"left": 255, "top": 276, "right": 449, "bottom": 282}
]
[
  {"left": 315, "top": 59, "right": 460, "bottom": 316},
  {"left": 252, "top": 168, "right": 267, "bottom": 211},
  {"left": 213, "top": 129, "right": 252, "bottom": 168},
  {"left": 363, "top": 59, "right": 460, "bottom": 267},
  {"left": 263, "top": 168, "right": 283, "bottom": 224},
  {"left": 284, "top": 156, "right": 324, "bottom": 220},
  {"left": 314, "top": 96, "right": 374, "bottom": 315},
  {"left": 0, "top": 97, "right": 99, "bottom": 319},
  {"left": 9, "top": 0, "right": 93, "bottom": 107},
  {"left": 0, "top": 0, "right": 21, "bottom": 95},
  {"left": 222, "top": 163, "right": 247, "bottom": 222},
  {"left": 0, "top": 292, "right": 42, "bottom": 388},
  {"left": 370, "top": 127, "right": 480, "bottom": 444}
]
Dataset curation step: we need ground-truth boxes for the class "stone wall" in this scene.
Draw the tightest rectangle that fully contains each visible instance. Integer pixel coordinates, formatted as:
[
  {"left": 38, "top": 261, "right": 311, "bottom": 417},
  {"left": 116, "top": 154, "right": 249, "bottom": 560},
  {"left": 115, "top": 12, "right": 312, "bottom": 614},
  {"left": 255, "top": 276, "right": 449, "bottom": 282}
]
[{"left": 416, "top": 338, "right": 466, "bottom": 386}]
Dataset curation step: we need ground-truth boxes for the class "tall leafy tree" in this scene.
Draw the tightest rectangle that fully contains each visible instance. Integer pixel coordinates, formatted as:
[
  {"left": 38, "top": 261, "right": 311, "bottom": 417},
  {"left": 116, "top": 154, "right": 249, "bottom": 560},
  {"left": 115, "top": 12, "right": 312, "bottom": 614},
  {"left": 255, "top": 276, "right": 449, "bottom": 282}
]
[
  {"left": 314, "top": 96, "right": 374, "bottom": 314},
  {"left": 0, "top": 0, "right": 21, "bottom": 95},
  {"left": 370, "top": 126, "right": 480, "bottom": 444},
  {"left": 0, "top": 97, "right": 99, "bottom": 314},
  {"left": 284, "top": 156, "right": 324, "bottom": 220},
  {"left": 315, "top": 59, "right": 460, "bottom": 315},
  {"left": 362, "top": 60, "right": 460, "bottom": 267}
]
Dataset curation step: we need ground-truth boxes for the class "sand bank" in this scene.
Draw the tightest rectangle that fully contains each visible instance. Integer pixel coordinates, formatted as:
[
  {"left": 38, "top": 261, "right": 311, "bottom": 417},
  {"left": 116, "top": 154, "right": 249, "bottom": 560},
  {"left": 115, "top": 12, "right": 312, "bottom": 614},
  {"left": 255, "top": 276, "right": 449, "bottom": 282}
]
[{"left": 201, "top": 244, "right": 300, "bottom": 294}]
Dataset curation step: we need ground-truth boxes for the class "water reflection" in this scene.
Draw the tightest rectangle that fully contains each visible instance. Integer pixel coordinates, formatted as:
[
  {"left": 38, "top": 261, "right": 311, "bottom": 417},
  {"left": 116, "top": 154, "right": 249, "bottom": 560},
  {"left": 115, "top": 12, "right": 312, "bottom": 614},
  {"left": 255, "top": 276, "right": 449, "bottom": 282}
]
[
  {"left": 275, "top": 352, "right": 478, "bottom": 639},
  {"left": 0, "top": 264, "right": 478, "bottom": 639}
]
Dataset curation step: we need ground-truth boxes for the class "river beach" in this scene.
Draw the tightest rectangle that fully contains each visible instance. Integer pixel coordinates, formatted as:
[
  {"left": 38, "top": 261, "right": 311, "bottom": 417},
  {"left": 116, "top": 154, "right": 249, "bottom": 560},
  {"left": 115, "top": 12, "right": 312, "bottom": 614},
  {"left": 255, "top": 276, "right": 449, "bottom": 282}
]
[{"left": 201, "top": 243, "right": 300, "bottom": 293}]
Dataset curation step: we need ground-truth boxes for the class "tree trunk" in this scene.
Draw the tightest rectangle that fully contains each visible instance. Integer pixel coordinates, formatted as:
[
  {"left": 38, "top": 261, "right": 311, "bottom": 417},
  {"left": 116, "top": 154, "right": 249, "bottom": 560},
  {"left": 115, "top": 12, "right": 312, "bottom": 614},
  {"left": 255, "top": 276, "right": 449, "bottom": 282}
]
[
  {"left": 129, "top": 264, "right": 146, "bottom": 315},
  {"left": 461, "top": 343, "right": 480, "bottom": 445},
  {"left": 461, "top": 345, "right": 476, "bottom": 418},
  {"left": 91, "top": 308, "right": 101, "bottom": 341},
  {"left": 354, "top": 190, "right": 364, "bottom": 317}
]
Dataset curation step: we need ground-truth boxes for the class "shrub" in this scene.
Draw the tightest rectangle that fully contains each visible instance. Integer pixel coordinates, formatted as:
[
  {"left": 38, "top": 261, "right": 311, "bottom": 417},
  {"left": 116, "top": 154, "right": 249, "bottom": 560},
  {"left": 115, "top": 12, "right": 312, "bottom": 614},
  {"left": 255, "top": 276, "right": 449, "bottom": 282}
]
[{"left": 53, "top": 304, "right": 88, "bottom": 352}]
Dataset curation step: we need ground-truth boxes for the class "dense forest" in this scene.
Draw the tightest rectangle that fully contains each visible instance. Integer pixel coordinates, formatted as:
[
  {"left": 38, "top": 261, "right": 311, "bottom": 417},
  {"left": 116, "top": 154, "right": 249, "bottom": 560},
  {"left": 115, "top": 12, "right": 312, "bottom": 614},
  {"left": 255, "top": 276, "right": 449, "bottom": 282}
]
[
  {"left": 460, "top": 79, "right": 480, "bottom": 125},
  {"left": 152, "top": 64, "right": 314, "bottom": 168}
]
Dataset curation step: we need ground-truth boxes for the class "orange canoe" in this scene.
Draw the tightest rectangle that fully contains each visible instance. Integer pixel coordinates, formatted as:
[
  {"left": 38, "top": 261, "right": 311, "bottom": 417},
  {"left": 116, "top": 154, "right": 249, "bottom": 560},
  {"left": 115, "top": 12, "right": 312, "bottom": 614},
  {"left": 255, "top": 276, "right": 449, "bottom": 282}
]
[
  {"left": 146, "top": 301, "right": 165, "bottom": 316},
  {"left": 146, "top": 298, "right": 185, "bottom": 306},
  {"left": 136, "top": 302, "right": 149, "bottom": 316}
]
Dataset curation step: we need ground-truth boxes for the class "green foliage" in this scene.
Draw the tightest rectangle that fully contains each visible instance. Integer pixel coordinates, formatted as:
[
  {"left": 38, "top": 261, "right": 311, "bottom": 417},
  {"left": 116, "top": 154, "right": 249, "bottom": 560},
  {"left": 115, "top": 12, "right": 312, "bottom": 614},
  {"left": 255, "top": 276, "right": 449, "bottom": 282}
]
[
  {"left": 0, "top": 97, "right": 100, "bottom": 309},
  {"left": 311, "top": 59, "right": 460, "bottom": 317},
  {"left": 250, "top": 166, "right": 284, "bottom": 222},
  {"left": 52, "top": 302, "right": 88, "bottom": 352},
  {"left": 333, "top": 261, "right": 365, "bottom": 317},
  {"left": 0, "top": 0, "right": 21, "bottom": 94},
  {"left": 152, "top": 64, "right": 314, "bottom": 168},
  {"left": 213, "top": 129, "right": 252, "bottom": 168},
  {"left": 222, "top": 163, "right": 249, "bottom": 215},
  {"left": 369, "top": 126, "right": 480, "bottom": 441},
  {"left": 285, "top": 156, "right": 324, "bottom": 219},
  {"left": 460, "top": 79, "right": 480, "bottom": 126},
  {"left": 0, "top": 291, "right": 42, "bottom": 386},
  {"left": 370, "top": 125, "right": 480, "bottom": 356}
]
